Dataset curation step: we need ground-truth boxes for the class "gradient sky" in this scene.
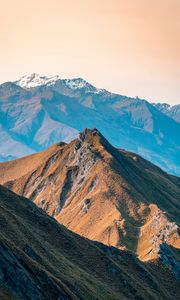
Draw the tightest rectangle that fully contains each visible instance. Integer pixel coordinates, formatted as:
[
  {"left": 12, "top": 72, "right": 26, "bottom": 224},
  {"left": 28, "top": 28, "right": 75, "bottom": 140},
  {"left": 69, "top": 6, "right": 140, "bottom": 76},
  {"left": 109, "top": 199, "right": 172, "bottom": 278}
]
[{"left": 0, "top": 0, "right": 180, "bottom": 104}]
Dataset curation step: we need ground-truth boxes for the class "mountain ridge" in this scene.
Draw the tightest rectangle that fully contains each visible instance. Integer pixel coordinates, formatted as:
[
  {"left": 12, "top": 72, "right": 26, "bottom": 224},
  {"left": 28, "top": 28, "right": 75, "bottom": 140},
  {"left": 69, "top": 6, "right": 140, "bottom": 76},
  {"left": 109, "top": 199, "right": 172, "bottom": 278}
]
[
  {"left": 1, "top": 128, "right": 179, "bottom": 264},
  {"left": 152, "top": 102, "right": 180, "bottom": 123}
]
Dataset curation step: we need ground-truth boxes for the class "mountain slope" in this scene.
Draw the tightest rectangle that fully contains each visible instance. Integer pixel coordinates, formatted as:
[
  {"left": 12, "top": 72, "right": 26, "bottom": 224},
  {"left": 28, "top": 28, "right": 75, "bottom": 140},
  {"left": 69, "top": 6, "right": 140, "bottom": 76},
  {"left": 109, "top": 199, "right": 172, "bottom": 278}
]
[
  {"left": 1, "top": 129, "right": 179, "bottom": 264},
  {"left": 152, "top": 103, "right": 180, "bottom": 123},
  {"left": 0, "top": 74, "right": 179, "bottom": 175},
  {"left": 1, "top": 184, "right": 180, "bottom": 299}
]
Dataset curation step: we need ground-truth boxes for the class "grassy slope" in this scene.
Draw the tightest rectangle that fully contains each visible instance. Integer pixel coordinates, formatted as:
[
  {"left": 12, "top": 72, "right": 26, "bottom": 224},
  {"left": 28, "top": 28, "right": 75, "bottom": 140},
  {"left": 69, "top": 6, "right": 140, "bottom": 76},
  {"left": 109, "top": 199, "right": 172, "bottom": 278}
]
[{"left": 0, "top": 185, "right": 180, "bottom": 300}]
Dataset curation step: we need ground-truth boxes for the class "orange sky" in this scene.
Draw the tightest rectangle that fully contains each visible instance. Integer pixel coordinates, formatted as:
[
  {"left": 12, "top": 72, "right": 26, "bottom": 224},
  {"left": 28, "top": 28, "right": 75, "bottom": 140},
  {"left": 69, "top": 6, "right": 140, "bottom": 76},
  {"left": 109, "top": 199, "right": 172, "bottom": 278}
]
[{"left": 0, "top": 0, "right": 180, "bottom": 104}]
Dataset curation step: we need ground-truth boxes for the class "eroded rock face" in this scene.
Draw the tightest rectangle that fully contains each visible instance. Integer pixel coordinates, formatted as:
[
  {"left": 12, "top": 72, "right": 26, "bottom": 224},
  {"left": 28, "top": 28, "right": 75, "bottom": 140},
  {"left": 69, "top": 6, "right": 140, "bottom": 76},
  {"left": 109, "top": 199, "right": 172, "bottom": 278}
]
[
  {"left": 137, "top": 204, "right": 180, "bottom": 261},
  {"left": 151, "top": 211, "right": 178, "bottom": 252},
  {"left": 51, "top": 134, "right": 99, "bottom": 217}
]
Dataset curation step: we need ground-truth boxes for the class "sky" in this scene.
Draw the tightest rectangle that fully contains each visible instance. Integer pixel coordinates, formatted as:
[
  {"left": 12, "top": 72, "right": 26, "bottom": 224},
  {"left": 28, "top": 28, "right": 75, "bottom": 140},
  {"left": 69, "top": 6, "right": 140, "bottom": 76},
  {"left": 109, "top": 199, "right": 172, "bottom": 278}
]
[{"left": 0, "top": 0, "right": 180, "bottom": 104}]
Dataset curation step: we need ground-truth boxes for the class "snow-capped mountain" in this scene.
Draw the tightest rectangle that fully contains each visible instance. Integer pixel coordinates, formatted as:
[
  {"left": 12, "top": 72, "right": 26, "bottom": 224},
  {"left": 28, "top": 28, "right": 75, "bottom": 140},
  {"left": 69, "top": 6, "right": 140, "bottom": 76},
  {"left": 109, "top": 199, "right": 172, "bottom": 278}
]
[
  {"left": 15, "top": 73, "right": 104, "bottom": 94},
  {"left": 0, "top": 74, "right": 180, "bottom": 175}
]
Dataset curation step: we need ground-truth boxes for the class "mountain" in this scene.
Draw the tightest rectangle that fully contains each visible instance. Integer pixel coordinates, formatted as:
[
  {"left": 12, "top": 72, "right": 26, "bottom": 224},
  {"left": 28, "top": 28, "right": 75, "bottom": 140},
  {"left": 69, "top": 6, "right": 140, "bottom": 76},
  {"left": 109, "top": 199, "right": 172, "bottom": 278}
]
[
  {"left": 0, "top": 73, "right": 179, "bottom": 175},
  {"left": 1, "top": 184, "right": 180, "bottom": 300},
  {"left": 1, "top": 128, "right": 179, "bottom": 265},
  {"left": 152, "top": 103, "right": 180, "bottom": 123},
  {"left": 15, "top": 73, "right": 103, "bottom": 92}
]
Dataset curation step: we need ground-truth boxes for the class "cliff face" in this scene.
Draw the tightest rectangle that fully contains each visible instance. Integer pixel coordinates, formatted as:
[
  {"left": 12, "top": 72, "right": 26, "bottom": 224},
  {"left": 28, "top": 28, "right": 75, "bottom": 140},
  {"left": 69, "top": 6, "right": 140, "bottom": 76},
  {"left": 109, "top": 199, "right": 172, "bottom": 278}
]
[{"left": 0, "top": 128, "right": 179, "bottom": 264}]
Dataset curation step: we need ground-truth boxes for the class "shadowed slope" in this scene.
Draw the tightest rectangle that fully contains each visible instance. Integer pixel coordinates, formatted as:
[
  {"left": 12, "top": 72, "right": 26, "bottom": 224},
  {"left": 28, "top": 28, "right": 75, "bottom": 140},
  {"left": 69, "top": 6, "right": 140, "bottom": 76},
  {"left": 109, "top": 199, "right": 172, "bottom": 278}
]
[{"left": 1, "top": 185, "right": 180, "bottom": 299}]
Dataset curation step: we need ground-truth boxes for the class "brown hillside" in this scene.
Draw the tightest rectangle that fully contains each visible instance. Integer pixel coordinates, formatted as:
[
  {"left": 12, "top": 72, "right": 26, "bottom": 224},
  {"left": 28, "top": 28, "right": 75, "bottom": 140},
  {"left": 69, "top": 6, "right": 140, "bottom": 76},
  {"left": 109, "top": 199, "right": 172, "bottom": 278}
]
[
  {"left": 1, "top": 185, "right": 180, "bottom": 299},
  {"left": 0, "top": 128, "right": 179, "bottom": 262}
]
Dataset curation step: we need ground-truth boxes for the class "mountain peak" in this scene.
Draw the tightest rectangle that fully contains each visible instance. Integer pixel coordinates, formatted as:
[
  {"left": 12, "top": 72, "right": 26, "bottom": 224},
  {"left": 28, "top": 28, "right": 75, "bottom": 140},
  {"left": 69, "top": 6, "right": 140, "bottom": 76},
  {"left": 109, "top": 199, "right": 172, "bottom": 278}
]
[
  {"left": 79, "top": 128, "right": 101, "bottom": 140},
  {"left": 77, "top": 128, "right": 114, "bottom": 154},
  {"left": 63, "top": 77, "right": 91, "bottom": 89},
  {"left": 15, "top": 73, "right": 61, "bottom": 88},
  {"left": 152, "top": 102, "right": 171, "bottom": 112},
  {"left": 15, "top": 73, "right": 105, "bottom": 94},
  {"left": 62, "top": 78, "right": 103, "bottom": 93}
]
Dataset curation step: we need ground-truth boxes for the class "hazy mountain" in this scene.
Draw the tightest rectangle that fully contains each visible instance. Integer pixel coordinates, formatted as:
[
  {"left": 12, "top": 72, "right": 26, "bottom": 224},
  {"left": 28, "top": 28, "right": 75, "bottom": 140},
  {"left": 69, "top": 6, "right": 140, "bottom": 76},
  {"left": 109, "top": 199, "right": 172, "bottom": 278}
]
[
  {"left": 152, "top": 102, "right": 180, "bottom": 123},
  {"left": 1, "top": 129, "right": 179, "bottom": 266},
  {"left": 0, "top": 74, "right": 179, "bottom": 175}
]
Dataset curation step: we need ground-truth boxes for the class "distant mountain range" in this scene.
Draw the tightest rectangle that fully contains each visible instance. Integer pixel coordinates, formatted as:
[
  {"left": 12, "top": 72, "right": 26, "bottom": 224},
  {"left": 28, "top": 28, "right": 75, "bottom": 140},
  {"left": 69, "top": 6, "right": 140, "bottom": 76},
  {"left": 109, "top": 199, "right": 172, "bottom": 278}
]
[{"left": 0, "top": 73, "right": 179, "bottom": 175}]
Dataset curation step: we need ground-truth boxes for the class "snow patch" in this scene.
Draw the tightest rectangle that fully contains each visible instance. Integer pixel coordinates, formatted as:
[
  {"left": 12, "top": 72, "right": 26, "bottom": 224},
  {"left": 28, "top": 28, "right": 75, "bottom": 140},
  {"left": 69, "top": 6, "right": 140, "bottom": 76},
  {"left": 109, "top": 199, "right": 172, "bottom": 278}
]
[
  {"left": 15, "top": 73, "right": 105, "bottom": 94},
  {"left": 15, "top": 73, "right": 61, "bottom": 88}
]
